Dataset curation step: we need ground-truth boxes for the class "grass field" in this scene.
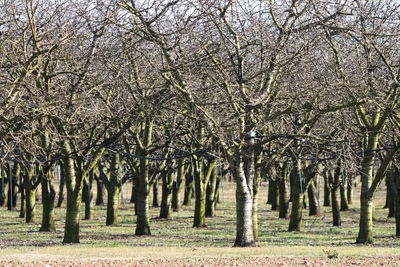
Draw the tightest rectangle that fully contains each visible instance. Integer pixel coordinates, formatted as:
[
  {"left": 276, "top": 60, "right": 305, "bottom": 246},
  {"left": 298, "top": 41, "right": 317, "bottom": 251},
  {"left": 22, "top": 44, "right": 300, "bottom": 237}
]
[{"left": 1, "top": 181, "right": 400, "bottom": 266}]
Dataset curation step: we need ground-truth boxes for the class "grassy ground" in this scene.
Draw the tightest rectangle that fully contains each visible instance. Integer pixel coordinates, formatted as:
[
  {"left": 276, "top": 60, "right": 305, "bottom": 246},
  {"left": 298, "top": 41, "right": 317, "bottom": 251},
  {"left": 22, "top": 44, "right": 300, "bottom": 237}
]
[{"left": 1, "top": 181, "right": 400, "bottom": 266}]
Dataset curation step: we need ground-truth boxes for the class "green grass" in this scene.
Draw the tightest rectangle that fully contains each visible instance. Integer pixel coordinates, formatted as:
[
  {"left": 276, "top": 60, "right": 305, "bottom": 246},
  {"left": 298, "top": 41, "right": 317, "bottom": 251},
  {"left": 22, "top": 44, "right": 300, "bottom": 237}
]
[{"left": 0, "top": 181, "right": 399, "bottom": 253}]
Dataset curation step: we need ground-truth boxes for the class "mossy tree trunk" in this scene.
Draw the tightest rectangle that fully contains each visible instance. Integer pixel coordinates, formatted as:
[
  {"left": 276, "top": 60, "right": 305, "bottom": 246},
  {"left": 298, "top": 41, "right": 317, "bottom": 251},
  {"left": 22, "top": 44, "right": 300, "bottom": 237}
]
[
  {"left": 205, "top": 167, "right": 217, "bottom": 217},
  {"left": 385, "top": 166, "right": 400, "bottom": 236},
  {"left": 24, "top": 164, "right": 39, "bottom": 223},
  {"left": 83, "top": 170, "right": 94, "bottom": 220},
  {"left": 340, "top": 170, "right": 349, "bottom": 211},
  {"left": 356, "top": 129, "right": 399, "bottom": 243},
  {"left": 100, "top": 153, "right": 123, "bottom": 226},
  {"left": 172, "top": 160, "right": 186, "bottom": 212},
  {"left": 330, "top": 160, "right": 342, "bottom": 226},
  {"left": 159, "top": 166, "right": 174, "bottom": 219},
  {"left": 288, "top": 159, "right": 304, "bottom": 232},
  {"left": 183, "top": 172, "right": 193, "bottom": 206},
  {"left": 63, "top": 140, "right": 105, "bottom": 244},
  {"left": 278, "top": 162, "right": 291, "bottom": 219},
  {"left": 308, "top": 178, "right": 320, "bottom": 216},
  {"left": 40, "top": 164, "right": 56, "bottom": 232}
]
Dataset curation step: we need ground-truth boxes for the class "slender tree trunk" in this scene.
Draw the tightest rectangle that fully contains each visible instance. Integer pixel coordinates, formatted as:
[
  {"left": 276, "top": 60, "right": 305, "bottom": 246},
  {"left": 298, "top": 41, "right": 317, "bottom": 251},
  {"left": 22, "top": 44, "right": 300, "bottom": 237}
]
[
  {"left": 193, "top": 178, "right": 206, "bottom": 227},
  {"left": 40, "top": 171, "right": 56, "bottom": 232},
  {"left": 340, "top": 174, "right": 349, "bottom": 211},
  {"left": 347, "top": 176, "right": 353, "bottom": 205},
  {"left": 7, "top": 164, "right": 18, "bottom": 211},
  {"left": 183, "top": 172, "right": 193, "bottom": 206},
  {"left": 308, "top": 179, "right": 320, "bottom": 216},
  {"left": 193, "top": 157, "right": 206, "bottom": 227},
  {"left": 64, "top": 189, "right": 82, "bottom": 243},
  {"left": 206, "top": 167, "right": 218, "bottom": 217},
  {"left": 130, "top": 177, "right": 137, "bottom": 204},
  {"left": 95, "top": 176, "right": 105, "bottom": 205},
  {"left": 278, "top": 163, "right": 290, "bottom": 219},
  {"left": 288, "top": 160, "right": 304, "bottom": 232},
  {"left": 57, "top": 163, "right": 65, "bottom": 208},
  {"left": 159, "top": 169, "right": 174, "bottom": 219},
  {"left": 356, "top": 133, "right": 378, "bottom": 244},
  {"left": 172, "top": 161, "right": 185, "bottom": 212},
  {"left": 135, "top": 156, "right": 151, "bottom": 235},
  {"left": 19, "top": 187, "right": 25, "bottom": 218},
  {"left": 330, "top": 169, "right": 341, "bottom": 226},
  {"left": 0, "top": 165, "right": 5, "bottom": 207},
  {"left": 324, "top": 175, "right": 331, "bottom": 207},
  {"left": 386, "top": 171, "right": 395, "bottom": 218},
  {"left": 152, "top": 178, "right": 159, "bottom": 207},
  {"left": 270, "top": 179, "right": 279, "bottom": 211},
  {"left": 387, "top": 167, "right": 400, "bottom": 236},
  {"left": 25, "top": 166, "right": 37, "bottom": 223},
  {"left": 63, "top": 156, "right": 83, "bottom": 244},
  {"left": 106, "top": 186, "right": 120, "bottom": 225},
  {"left": 84, "top": 171, "right": 94, "bottom": 220}
]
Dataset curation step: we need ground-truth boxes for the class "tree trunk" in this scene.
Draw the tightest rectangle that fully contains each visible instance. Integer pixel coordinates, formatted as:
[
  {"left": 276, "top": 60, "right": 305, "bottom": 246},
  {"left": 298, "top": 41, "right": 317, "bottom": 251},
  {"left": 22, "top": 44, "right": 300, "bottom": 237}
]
[
  {"left": 330, "top": 169, "right": 341, "bottom": 226},
  {"left": 308, "top": 179, "right": 320, "bottom": 216},
  {"left": 84, "top": 171, "right": 94, "bottom": 220},
  {"left": 63, "top": 189, "right": 81, "bottom": 243},
  {"left": 270, "top": 179, "right": 279, "bottom": 211},
  {"left": 356, "top": 133, "right": 378, "bottom": 244},
  {"left": 19, "top": 187, "right": 25, "bottom": 218},
  {"left": 324, "top": 175, "right": 331, "bottom": 207},
  {"left": 159, "top": 169, "right": 174, "bottom": 219},
  {"left": 39, "top": 168, "right": 56, "bottom": 232},
  {"left": 63, "top": 155, "right": 83, "bottom": 244},
  {"left": 288, "top": 160, "right": 304, "bottom": 232},
  {"left": 252, "top": 153, "right": 262, "bottom": 239},
  {"left": 95, "top": 176, "right": 105, "bottom": 205},
  {"left": 7, "top": 164, "right": 18, "bottom": 211},
  {"left": 386, "top": 171, "right": 395, "bottom": 218},
  {"left": 152, "top": 178, "right": 159, "bottom": 207},
  {"left": 106, "top": 186, "right": 120, "bottom": 225},
  {"left": 25, "top": 166, "right": 37, "bottom": 223},
  {"left": 57, "top": 163, "right": 65, "bottom": 208},
  {"left": 340, "top": 174, "right": 349, "bottom": 211},
  {"left": 347, "top": 176, "right": 353, "bottom": 205},
  {"left": 183, "top": 172, "right": 193, "bottom": 206},
  {"left": 206, "top": 168, "right": 217, "bottom": 217},
  {"left": 172, "top": 161, "right": 185, "bottom": 212},
  {"left": 233, "top": 123, "right": 256, "bottom": 247},
  {"left": 0, "top": 165, "right": 5, "bottom": 207},
  {"left": 135, "top": 156, "right": 151, "bottom": 235},
  {"left": 278, "top": 163, "right": 290, "bottom": 219}
]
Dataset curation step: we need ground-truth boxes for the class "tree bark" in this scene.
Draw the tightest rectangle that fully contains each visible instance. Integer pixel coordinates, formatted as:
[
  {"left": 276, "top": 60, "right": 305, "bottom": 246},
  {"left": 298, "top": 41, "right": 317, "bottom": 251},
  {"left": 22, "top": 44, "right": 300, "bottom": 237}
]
[
  {"left": 57, "top": 163, "right": 65, "bottom": 208},
  {"left": 278, "top": 163, "right": 290, "bottom": 219},
  {"left": 324, "top": 174, "right": 331, "bottom": 207},
  {"left": 63, "top": 154, "right": 82, "bottom": 243},
  {"left": 183, "top": 172, "right": 193, "bottom": 206},
  {"left": 39, "top": 167, "right": 56, "bottom": 232},
  {"left": 25, "top": 166, "right": 37, "bottom": 223},
  {"left": 308, "top": 178, "right": 320, "bottom": 216},
  {"left": 152, "top": 178, "right": 159, "bottom": 207},
  {"left": 159, "top": 168, "right": 174, "bottom": 219},
  {"left": 288, "top": 160, "right": 304, "bottom": 232},
  {"left": 172, "top": 160, "right": 185, "bottom": 212},
  {"left": 135, "top": 156, "right": 151, "bottom": 235},
  {"left": 95, "top": 175, "right": 105, "bottom": 205},
  {"left": 83, "top": 171, "right": 94, "bottom": 220}
]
